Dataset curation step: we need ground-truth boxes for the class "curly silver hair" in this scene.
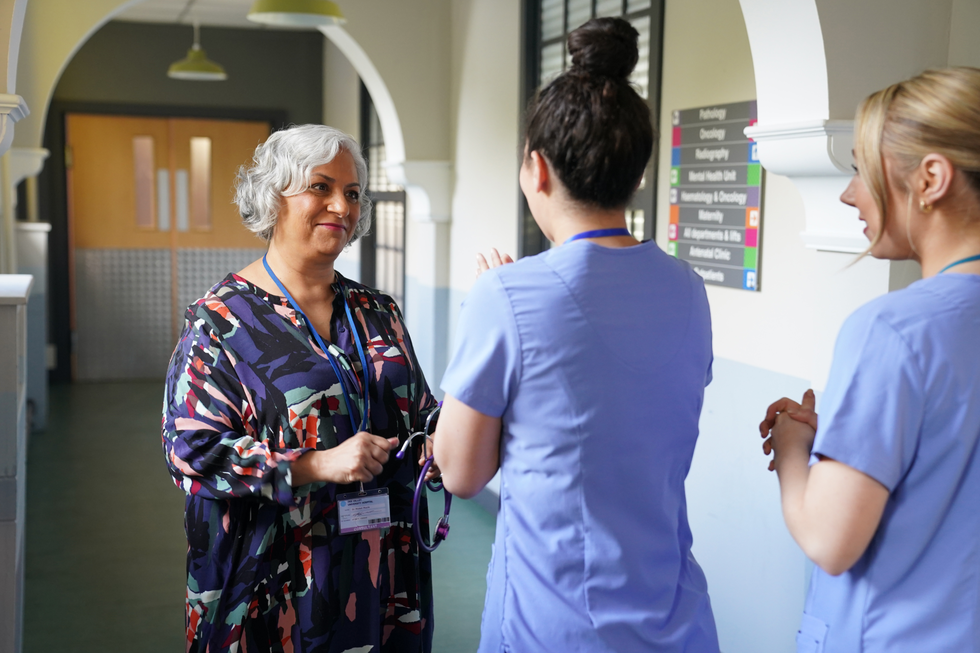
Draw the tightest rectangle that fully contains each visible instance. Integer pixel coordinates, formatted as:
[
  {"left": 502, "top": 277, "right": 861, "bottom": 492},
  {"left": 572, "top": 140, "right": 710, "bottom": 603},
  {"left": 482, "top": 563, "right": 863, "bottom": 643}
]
[{"left": 234, "top": 124, "right": 372, "bottom": 242}]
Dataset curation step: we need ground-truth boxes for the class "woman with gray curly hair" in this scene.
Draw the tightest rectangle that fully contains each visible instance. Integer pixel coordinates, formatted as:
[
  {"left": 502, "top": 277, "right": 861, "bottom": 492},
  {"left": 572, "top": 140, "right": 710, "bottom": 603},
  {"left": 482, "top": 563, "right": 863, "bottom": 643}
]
[{"left": 162, "top": 124, "right": 438, "bottom": 652}]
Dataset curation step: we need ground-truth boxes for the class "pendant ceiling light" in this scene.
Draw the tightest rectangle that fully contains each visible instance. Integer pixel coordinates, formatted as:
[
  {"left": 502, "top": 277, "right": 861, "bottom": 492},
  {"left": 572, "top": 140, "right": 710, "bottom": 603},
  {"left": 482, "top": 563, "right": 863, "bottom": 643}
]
[
  {"left": 247, "top": 0, "right": 346, "bottom": 27},
  {"left": 168, "top": 23, "right": 228, "bottom": 81}
]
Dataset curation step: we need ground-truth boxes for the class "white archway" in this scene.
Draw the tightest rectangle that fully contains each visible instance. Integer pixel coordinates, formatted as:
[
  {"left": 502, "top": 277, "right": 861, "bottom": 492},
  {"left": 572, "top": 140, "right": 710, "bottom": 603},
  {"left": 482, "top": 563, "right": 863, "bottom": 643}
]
[
  {"left": 320, "top": 24, "right": 451, "bottom": 224},
  {"left": 738, "top": 0, "right": 957, "bottom": 253}
]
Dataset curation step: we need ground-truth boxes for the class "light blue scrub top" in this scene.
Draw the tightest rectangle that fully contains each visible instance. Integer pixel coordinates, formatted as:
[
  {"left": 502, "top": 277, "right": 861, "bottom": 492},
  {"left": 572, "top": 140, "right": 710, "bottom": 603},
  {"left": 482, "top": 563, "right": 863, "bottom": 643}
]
[
  {"left": 441, "top": 240, "right": 720, "bottom": 653},
  {"left": 799, "top": 273, "right": 980, "bottom": 653}
]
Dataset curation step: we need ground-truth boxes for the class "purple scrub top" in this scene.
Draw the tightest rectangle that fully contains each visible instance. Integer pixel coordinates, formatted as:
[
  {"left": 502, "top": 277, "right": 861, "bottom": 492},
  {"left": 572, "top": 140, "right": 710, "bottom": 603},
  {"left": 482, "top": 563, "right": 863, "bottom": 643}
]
[{"left": 441, "top": 240, "right": 720, "bottom": 652}]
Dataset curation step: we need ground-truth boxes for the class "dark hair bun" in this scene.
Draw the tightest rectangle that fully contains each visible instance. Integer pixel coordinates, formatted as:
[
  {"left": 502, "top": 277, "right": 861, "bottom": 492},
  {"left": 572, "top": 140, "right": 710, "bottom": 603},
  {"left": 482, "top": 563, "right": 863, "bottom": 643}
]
[{"left": 567, "top": 17, "right": 639, "bottom": 81}]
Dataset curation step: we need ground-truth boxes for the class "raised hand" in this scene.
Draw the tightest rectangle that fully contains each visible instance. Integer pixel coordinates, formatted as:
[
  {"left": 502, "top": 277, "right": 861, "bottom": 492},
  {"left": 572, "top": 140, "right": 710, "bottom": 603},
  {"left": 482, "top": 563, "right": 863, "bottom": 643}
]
[{"left": 476, "top": 247, "right": 515, "bottom": 279}]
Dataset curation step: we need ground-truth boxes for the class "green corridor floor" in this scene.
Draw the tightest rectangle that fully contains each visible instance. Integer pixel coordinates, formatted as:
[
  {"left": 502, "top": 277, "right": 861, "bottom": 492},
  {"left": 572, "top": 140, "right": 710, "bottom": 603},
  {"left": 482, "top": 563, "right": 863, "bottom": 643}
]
[{"left": 24, "top": 382, "right": 496, "bottom": 652}]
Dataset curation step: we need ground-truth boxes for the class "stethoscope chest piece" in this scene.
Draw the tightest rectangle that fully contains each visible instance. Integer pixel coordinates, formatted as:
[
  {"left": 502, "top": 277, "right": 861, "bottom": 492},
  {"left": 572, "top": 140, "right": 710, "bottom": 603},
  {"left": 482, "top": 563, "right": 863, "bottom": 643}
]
[{"left": 396, "top": 407, "right": 452, "bottom": 552}]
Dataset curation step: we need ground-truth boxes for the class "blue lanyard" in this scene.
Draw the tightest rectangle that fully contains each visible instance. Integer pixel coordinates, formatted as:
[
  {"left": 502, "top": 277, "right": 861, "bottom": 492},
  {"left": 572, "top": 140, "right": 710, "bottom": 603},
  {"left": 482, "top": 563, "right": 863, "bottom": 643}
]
[
  {"left": 939, "top": 253, "right": 980, "bottom": 275},
  {"left": 262, "top": 255, "right": 371, "bottom": 433},
  {"left": 564, "top": 227, "right": 632, "bottom": 243}
]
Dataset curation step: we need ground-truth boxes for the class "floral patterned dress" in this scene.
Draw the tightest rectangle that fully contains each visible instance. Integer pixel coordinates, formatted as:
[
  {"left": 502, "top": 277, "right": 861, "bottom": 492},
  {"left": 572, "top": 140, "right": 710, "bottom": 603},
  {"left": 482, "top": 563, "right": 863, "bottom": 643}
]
[{"left": 162, "top": 272, "right": 437, "bottom": 653}]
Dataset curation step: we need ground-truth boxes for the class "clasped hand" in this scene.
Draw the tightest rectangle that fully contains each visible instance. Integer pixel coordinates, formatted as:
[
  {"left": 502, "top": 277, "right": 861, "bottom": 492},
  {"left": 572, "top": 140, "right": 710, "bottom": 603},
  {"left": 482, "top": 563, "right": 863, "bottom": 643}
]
[
  {"left": 292, "top": 431, "right": 398, "bottom": 486},
  {"left": 759, "top": 389, "right": 819, "bottom": 472}
]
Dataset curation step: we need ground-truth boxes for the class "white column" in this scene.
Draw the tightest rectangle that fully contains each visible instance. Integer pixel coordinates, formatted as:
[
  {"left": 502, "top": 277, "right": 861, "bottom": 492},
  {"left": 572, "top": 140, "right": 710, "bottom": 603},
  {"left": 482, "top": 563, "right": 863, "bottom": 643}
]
[
  {"left": 0, "top": 274, "right": 32, "bottom": 653},
  {"left": 0, "top": 105, "right": 30, "bottom": 275},
  {"left": 387, "top": 161, "right": 453, "bottom": 389}
]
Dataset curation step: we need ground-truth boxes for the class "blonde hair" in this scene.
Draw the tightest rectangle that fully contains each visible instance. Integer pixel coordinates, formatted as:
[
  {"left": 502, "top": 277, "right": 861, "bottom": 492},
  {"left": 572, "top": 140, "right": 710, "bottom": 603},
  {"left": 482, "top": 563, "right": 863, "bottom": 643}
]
[{"left": 854, "top": 67, "right": 980, "bottom": 250}]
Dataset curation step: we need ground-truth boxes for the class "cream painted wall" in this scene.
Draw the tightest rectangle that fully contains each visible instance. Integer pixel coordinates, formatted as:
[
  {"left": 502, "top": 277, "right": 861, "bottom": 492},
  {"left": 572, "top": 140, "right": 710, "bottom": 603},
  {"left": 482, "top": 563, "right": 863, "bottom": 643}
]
[
  {"left": 657, "top": 0, "right": 864, "bottom": 386},
  {"left": 656, "top": 0, "right": 904, "bottom": 389},
  {"left": 819, "top": 0, "right": 953, "bottom": 120},
  {"left": 949, "top": 0, "right": 980, "bottom": 66},
  {"left": 446, "top": 0, "right": 521, "bottom": 327},
  {"left": 15, "top": 0, "right": 452, "bottom": 164},
  {"left": 0, "top": 0, "right": 26, "bottom": 95},
  {"left": 656, "top": 5, "right": 809, "bottom": 651},
  {"left": 655, "top": 2, "right": 980, "bottom": 650},
  {"left": 323, "top": 36, "right": 362, "bottom": 282},
  {"left": 655, "top": 2, "right": 893, "bottom": 650},
  {"left": 14, "top": 0, "right": 137, "bottom": 148},
  {"left": 338, "top": 0, "right": 452, "bottom": 163},
  {"left": 323, "top": 37, "right": 361, "bottom": 139}
]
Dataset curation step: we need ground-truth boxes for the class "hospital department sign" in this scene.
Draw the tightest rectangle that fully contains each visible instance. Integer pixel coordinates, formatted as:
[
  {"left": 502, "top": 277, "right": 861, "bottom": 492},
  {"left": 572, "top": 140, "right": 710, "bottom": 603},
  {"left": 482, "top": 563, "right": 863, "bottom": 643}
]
[{"left": 667, "top": 100, "right": 763, "bottom": 291}]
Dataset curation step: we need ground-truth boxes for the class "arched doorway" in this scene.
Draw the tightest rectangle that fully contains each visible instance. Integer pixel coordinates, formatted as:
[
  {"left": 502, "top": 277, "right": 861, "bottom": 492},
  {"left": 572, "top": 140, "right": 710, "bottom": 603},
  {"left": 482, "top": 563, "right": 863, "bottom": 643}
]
[{"left": 15, "top": 3, "right": 421, "bottom": 648}]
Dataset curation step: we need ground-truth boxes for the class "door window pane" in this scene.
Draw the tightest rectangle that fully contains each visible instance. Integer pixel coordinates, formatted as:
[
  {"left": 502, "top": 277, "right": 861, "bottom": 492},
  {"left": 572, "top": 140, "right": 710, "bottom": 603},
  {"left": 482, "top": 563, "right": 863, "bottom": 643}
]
[
  {"left": 628, "top": 0, "right": 652, "bottom": 10},
  {"left": 175, "top": 169, "right": 189, "bottom": 232},
  {"left": 133, "top": 136, "right": 155, "bottom": 229},
  {"left": 190, "top": 137, "right": 212, "bottom": 230},
  {"left": 157, "top": 168, "right": 170, "bottom": 231}
]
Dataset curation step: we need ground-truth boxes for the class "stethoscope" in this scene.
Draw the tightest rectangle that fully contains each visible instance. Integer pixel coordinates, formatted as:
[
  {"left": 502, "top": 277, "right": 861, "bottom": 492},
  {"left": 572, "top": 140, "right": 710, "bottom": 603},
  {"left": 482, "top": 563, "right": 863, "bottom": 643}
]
[
  {"left": 263, "top": 255, "right": 452, "bottom": 550},
  {"left": 396, "top": 405, "right": 452, "bottom": 552}
]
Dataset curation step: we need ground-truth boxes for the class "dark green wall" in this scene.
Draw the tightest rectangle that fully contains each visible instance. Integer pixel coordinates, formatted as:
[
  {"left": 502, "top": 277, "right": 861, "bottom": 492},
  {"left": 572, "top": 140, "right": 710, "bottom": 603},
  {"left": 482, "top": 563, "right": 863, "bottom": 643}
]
[{"left": 53, "top": 20, "right": 323, "bottom": 124}]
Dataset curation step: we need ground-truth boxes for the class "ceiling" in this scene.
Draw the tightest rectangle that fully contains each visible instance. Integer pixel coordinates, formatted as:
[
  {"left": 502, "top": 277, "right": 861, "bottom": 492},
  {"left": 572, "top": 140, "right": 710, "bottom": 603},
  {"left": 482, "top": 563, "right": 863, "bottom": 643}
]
[{"left": 114, "top": 0, "right": 277, "bottom": 29}]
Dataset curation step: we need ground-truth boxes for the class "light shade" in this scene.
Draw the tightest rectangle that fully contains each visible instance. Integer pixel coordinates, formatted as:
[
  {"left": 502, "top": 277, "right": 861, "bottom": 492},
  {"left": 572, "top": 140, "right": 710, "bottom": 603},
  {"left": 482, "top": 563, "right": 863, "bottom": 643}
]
[
  {"left": 168, "top": 45, "right": 228, "bottom": 81},
  {"left": 247, "top": 0, "right": 346, "bottom": 27}
]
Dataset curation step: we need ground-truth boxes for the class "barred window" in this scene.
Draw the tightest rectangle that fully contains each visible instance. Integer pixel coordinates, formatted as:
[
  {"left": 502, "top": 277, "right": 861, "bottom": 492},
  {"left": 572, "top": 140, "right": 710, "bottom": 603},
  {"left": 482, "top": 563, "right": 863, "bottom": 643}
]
[
  {"left": 360, "top": 84, "right": 407, "bottom": 308},
  {"left": 521, "top": 0, "right": 663, "bottom": 255}
]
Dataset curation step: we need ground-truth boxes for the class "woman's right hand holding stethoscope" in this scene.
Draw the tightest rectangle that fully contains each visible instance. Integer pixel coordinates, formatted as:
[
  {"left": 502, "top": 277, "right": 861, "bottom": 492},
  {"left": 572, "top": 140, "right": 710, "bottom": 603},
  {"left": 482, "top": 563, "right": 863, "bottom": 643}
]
[{"left": 292, "top": 432, "right": 399, "bottom": 486}]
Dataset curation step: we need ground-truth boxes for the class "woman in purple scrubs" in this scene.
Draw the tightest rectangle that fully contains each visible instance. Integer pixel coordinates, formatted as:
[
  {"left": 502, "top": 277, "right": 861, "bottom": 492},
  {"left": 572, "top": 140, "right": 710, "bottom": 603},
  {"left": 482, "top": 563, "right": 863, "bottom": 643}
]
[
  {"left": 761, "top": 68, "right": 980, "bottom": 652},
  {"left": 432, "top": 17, "right": 720, "bottom": 653}
]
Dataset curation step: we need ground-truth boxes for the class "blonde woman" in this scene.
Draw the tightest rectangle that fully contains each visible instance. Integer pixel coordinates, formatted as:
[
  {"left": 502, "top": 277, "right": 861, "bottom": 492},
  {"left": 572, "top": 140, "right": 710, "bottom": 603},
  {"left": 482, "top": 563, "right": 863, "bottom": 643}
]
[{"left": 760, "top": 68, "right": 980, "bottom": 652}]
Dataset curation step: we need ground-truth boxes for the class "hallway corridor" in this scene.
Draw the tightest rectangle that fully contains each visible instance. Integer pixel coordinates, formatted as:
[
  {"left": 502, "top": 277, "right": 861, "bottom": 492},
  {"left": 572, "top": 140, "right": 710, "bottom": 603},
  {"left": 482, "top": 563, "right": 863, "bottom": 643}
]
[{"left": 23, "top": 382, "right": 494, "bottom": 652}]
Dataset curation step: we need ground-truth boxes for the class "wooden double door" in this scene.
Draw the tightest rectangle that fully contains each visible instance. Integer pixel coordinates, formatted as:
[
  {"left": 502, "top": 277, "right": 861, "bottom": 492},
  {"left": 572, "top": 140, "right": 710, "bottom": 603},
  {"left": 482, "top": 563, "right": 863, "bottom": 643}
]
[{"left": 66, "top": 114, "right": 270, "bottom": 380}]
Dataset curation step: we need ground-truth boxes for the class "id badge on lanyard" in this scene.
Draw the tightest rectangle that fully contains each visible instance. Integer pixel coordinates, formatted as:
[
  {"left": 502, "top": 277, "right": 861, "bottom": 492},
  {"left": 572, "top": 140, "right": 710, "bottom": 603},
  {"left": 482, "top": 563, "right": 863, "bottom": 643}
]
[{"left": 337, "top": 488, "right": 391, "bottom": 534}]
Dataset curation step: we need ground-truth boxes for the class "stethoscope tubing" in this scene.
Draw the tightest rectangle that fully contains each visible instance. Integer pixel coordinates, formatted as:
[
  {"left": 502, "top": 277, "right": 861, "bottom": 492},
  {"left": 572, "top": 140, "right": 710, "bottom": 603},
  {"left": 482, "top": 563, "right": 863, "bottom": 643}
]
[{"left": 397, "top": 406, "right": 452, "bottom": 551}]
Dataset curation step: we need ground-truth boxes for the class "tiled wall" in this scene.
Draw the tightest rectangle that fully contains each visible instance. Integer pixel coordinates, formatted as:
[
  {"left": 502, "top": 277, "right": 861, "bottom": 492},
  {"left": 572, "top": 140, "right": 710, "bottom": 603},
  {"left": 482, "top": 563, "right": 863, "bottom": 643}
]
[
  {"left": 176, "top": 248, "right": 266, "bottom": 321},
  {"left": 75, "top": 248, "right": 264, "bottom": 381}
]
